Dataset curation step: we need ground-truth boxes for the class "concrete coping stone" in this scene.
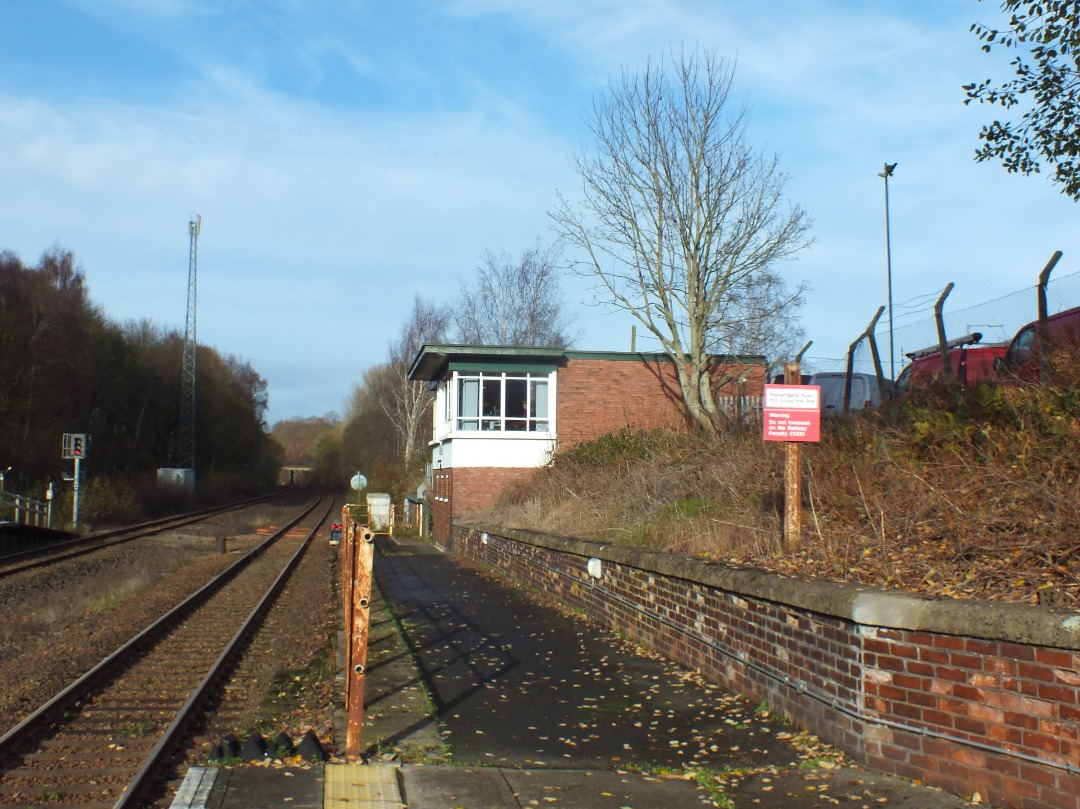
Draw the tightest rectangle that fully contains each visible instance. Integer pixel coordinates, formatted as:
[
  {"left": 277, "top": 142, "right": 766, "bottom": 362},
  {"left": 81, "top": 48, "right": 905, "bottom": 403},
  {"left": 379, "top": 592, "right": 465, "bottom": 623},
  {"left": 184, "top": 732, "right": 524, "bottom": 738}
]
[{"left": 465, "top": 522, "right": 1080, "bottom": 651}]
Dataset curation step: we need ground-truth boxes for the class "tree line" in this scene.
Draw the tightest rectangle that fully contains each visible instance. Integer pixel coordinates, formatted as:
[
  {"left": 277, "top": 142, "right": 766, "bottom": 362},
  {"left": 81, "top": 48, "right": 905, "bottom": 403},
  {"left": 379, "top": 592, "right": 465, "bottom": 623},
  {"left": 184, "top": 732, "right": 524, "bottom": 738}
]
[{"left": 0, "top": 248, "right": 280, "bottom": 515}]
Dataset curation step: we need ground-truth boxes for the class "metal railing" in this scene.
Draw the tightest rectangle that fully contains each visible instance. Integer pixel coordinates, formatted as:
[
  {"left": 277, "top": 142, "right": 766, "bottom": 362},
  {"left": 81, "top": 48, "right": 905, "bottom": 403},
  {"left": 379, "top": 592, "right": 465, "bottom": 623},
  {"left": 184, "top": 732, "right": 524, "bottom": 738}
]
[
  {"left": 344, "top": 499, "right": 426, "bottom": 537},
  {"left": 0, "top": 488, "right": 51, "bottom": 528}
]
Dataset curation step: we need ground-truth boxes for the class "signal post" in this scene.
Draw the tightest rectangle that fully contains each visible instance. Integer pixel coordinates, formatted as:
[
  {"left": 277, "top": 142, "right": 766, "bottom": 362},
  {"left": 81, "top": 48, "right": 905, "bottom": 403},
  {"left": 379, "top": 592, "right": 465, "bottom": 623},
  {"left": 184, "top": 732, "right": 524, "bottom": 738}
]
[{"left": 61, "top": 433, "right": 88, "bottom": 529}]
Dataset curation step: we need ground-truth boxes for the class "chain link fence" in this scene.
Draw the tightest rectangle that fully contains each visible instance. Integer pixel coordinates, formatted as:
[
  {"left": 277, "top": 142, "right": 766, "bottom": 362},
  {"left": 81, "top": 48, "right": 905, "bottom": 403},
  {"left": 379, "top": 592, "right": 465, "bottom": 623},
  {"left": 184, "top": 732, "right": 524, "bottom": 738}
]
[{"left": 808, "top": 257, "right": 1080, "bottom": 379}]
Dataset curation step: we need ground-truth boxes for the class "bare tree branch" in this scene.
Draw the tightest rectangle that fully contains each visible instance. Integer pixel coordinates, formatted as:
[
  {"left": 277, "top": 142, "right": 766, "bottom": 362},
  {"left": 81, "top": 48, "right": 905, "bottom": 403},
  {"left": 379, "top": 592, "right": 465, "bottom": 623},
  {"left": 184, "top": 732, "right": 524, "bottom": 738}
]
[
  {"left": 455, "top": 240, "right": 577, "bottom": 347},
  {"left": 383, "top": 296, "right": 451, "bottom": 471}
]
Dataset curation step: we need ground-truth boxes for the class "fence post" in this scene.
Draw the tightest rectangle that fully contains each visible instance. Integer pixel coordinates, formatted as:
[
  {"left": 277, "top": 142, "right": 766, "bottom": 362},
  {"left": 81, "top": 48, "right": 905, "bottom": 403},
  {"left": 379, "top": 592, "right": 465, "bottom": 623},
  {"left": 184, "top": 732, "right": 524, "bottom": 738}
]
[
  {"left": 933, "top": 283, "right": 955, "bottom": 384},
  {"left": 865, "top": 329, "right": 889, "bottom": 400},
  {"left": 846, "top": 308, "right": 885, "bottom": 412},
  {"left": 1038, "top": 251, "right": 1063, "bottom": 384}
]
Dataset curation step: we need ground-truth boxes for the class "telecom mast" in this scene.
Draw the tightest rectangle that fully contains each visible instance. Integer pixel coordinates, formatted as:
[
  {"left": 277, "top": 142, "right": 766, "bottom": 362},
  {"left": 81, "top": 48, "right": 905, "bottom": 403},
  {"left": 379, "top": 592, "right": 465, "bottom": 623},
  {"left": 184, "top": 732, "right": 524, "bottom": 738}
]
[{"left": 179, "top": 214, "right": 201, "bottom": 471}]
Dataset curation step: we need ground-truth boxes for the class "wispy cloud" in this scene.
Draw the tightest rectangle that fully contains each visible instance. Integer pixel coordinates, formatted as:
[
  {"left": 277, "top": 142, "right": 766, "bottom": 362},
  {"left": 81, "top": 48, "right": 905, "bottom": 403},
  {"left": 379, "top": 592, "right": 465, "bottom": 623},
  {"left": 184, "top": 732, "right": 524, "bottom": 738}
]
[{"left": 3, "top": 0, "right": 1078, "bottom": 421}]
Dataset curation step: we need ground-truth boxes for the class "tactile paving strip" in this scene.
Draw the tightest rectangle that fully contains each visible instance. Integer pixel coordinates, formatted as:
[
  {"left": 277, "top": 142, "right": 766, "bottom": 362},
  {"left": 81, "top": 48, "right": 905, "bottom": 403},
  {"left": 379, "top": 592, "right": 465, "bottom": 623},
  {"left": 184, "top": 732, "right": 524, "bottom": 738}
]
[{"left": 325, "top": 763, "right": 405, "bottom": 808}]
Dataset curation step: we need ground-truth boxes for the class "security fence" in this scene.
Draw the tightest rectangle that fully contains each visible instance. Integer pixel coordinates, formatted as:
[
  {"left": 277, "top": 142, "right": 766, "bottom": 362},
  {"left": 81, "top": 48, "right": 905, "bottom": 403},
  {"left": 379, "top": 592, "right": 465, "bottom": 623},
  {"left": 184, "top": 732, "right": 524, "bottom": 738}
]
[{"left": 817, "top": 251, "right": 1079, "bottom": 383}]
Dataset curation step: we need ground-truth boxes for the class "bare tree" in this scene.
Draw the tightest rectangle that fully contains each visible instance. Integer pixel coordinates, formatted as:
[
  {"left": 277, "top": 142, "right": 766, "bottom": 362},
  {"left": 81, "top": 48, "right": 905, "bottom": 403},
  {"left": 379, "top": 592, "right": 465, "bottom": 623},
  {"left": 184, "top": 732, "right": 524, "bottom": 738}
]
[
  {"left": 384, "top": 295, "right": 452, "bottom": 472},
  {"left": 551, "top": 49, "right": 811, "bottom": 432},
  {"left": 455, "top": 241, "right": 576, "bottom": 347},
  {"left": 708, "top": 266, "right": 808, "bottom": 374}
]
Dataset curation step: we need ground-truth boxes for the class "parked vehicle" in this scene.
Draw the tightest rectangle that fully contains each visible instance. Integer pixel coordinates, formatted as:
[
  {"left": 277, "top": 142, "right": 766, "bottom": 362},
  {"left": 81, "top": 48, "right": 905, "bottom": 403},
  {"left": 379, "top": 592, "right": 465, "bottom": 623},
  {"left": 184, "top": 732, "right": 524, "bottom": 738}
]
[
  {"left": 895, "top": 333, "right": 1007, "bottom": 393},
  {"left": 995, "top": 305, "right": 1080, "bottom": 381},
  {"left": 809, "top": 372, "right": 891, "bottom": 414},
  {"left": 769, "top": 374, "right": 811, "bottom": 385}
]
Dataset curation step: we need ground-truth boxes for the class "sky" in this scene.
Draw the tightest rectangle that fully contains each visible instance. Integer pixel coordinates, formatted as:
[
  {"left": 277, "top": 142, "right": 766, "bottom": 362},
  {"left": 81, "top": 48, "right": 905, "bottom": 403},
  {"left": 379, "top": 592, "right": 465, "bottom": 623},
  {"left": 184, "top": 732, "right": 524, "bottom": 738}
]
[{"left": 3, "top": 0, "right": 1078, "bottom": 426}]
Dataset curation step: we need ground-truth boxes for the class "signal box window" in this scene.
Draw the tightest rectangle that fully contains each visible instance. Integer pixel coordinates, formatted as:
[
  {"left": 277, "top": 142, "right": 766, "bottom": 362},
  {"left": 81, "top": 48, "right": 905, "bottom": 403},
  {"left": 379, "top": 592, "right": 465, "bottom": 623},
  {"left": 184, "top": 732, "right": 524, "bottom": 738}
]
[{"left": 455, "top": 371, "right": 550, "bottom": 433}]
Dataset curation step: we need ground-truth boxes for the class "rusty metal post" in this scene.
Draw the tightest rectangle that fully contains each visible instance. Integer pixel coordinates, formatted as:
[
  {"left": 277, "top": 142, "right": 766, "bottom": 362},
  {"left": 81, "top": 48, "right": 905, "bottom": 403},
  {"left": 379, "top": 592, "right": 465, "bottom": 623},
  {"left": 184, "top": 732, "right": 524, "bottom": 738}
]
[
  {"left": 344, "top": 517, "right": 375, "bottom": 760},
  {"left": 341, "top": 506, "right": 354, "bottom": 717},
  {"left": 784, "top": 362, "right": 802, "bottom": 550}
]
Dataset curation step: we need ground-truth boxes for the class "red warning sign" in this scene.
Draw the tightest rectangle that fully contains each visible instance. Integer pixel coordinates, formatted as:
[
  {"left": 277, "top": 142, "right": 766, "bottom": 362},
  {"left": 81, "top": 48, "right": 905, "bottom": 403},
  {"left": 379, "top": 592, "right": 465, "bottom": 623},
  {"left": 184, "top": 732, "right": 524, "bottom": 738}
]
[{"left": 763, "top": 385, "right": 821, "bottom": 443}]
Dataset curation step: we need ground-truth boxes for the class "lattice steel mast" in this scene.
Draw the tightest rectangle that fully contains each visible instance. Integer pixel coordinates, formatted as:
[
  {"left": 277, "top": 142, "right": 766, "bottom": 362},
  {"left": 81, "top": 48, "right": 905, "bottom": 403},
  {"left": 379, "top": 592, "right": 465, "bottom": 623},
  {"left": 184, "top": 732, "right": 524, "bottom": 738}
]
[{"left": 179, "top": 214, "right": 201, "bottom": 470}]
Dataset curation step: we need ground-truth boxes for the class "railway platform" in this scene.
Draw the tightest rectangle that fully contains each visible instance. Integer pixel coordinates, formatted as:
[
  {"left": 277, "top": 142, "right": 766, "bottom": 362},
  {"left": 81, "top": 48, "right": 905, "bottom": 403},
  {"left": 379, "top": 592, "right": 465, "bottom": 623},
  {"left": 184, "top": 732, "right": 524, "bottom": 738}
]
[
  {"left": 175, "top": 758, "right": 975, "bottom": 808},
  {"left": 171, "top": 536, "right": 977, "bottom": 809}
]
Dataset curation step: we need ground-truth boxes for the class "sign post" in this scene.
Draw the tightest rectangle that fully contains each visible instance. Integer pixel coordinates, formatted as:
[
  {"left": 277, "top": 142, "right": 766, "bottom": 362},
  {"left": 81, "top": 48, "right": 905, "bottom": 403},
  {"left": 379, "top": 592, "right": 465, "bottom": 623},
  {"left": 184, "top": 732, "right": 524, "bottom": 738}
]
[
  {"left": 350, "top": 472, "right": 368, "bottom": 506},
  {"left": 763, "top": 366, "right": 820, "bottom": 550}
]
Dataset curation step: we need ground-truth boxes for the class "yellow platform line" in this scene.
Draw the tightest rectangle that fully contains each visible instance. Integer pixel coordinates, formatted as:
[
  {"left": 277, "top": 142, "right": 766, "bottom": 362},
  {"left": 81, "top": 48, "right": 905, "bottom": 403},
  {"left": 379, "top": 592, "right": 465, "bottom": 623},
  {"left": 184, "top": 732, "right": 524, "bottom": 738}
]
[{"left": 325, "top": 763, "right": 405, "bottom": 808}]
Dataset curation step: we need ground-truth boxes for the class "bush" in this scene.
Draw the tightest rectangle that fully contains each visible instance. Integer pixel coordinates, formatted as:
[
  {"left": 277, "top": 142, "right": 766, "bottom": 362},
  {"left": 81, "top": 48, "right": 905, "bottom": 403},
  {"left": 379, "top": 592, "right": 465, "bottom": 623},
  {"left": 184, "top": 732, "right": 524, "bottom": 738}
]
[{"left": 74, "top": 477, "right": 143, "bottom": 525}]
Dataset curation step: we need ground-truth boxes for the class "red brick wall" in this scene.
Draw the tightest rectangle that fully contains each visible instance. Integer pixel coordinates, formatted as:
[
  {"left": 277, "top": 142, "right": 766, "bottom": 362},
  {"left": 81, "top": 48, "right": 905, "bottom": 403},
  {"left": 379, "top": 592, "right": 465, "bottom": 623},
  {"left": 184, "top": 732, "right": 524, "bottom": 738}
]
[
  {"left": 556, "top": 357, "right": 765, "bottom": 448},
  {"left": 447, "top": 523, "right": 1080, "bottom": 809},
  {"left": 452, "top": 467, "right": 535, "bottom": 515},
  {"left": 861, "top": 629, "right": 1080, "bottom": 809},
  {"left": 429, "top": 467, "right": 537, "bottom": 547}
]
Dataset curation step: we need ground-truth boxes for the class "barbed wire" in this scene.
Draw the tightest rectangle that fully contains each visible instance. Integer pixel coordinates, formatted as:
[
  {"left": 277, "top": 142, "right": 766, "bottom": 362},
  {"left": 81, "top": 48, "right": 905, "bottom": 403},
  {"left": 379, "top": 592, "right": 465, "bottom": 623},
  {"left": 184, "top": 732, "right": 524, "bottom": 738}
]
[{"left": 806, "top": 265, "right": 1080, "bottom": 378}]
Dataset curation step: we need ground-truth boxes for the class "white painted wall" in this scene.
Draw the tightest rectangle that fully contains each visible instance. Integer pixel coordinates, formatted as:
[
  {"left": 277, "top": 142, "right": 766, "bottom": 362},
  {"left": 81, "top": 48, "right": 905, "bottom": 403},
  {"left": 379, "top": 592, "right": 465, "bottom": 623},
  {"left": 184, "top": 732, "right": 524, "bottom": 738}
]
[
  {"left": 430, "top": 434, "right": 554, "bottom": 469},
  {"left": 455, "top": 435, "right": 555, "bottom": 468}
]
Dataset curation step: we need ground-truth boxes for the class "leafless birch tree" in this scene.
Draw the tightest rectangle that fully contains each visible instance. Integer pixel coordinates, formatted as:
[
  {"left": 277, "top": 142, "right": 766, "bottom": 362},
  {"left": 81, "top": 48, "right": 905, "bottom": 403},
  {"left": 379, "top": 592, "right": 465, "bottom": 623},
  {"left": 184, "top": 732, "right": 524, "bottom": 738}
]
[
  {"left": 384, "top": 295, "right": 452, "bottom": 471},
  {"left": 551, "top": 49, "right": 811, "bottom": 432},
  {"left": 455, "top": 241, "right": 576, "bottom": 347}
]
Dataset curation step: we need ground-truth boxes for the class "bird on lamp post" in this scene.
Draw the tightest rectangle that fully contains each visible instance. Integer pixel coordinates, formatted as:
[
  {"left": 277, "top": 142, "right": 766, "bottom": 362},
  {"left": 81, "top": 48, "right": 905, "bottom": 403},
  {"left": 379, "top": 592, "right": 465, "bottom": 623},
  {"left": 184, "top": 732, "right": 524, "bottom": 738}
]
[{"left": 879, "top": 162, "right": 898, "bottom": 380}]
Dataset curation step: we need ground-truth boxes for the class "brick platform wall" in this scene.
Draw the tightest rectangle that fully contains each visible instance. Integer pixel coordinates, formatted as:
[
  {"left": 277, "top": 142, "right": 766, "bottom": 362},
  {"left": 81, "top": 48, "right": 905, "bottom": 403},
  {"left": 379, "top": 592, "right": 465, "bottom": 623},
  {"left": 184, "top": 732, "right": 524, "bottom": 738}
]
[{"left": 447, "top": 523, "right": 1080, "bottom": 809}]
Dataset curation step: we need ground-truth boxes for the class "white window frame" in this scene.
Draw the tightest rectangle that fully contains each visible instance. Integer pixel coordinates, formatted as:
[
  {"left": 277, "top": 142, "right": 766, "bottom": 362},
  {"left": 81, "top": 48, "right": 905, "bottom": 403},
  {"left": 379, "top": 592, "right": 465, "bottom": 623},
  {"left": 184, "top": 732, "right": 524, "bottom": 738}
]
[{"left": 451, "top": 370, "right": 553, "bottom": 435}]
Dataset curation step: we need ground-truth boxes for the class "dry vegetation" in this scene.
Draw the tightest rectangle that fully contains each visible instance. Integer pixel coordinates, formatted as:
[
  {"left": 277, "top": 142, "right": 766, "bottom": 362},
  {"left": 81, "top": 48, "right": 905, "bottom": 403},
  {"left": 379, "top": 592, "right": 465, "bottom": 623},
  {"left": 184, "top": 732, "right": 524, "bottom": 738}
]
[{"left": 489, "top": 355, "right": 1080, "bottom": 609}]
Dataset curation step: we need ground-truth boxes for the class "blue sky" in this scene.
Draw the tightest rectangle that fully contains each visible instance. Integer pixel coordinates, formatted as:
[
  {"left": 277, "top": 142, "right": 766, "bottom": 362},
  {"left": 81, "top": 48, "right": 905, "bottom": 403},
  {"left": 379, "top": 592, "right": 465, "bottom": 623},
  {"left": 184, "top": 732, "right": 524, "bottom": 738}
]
[{"left": 3, "top": 1, "right": 1078, "bottom": 425}]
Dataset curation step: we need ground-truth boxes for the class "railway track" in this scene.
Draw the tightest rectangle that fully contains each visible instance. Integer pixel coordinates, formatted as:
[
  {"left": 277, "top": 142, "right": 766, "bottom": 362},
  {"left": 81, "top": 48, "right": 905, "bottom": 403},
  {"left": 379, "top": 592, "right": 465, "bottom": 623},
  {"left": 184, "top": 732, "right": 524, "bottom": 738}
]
[
  {"left": 0, "top": 494, "right": 284, "bottom": 577},
  {"left": 0, "top": 496, "right": 333, "bottom": 808}
]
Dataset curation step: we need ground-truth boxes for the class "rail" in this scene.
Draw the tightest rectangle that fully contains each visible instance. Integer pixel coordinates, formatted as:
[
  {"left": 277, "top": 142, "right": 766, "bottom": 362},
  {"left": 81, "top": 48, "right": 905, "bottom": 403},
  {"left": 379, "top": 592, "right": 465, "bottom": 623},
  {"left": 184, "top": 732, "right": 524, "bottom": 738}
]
[
  {"left": 0, "top": 497, "right": 331, "bottom": 808},
  {"left": 0, "top": 492, "right": 283, "bottom": 575}
]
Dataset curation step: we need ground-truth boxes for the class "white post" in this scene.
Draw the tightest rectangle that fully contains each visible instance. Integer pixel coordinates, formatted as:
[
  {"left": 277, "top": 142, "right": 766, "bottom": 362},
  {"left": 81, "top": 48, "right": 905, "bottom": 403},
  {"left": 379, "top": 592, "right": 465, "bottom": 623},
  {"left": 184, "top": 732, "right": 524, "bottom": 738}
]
[{"left": 73, "top": 457, "right": 81, "bottom": 529}]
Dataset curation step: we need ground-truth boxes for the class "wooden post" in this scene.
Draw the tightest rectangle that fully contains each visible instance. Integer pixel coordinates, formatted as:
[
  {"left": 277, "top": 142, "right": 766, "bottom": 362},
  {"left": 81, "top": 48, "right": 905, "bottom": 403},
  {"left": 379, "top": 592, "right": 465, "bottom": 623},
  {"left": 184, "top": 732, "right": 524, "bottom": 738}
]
[
  {"left": 342, "top": 504, "right": 376, "bottom": 760},
  {"left": 784, "top": 362, "right": 802, "bottom": 550}
]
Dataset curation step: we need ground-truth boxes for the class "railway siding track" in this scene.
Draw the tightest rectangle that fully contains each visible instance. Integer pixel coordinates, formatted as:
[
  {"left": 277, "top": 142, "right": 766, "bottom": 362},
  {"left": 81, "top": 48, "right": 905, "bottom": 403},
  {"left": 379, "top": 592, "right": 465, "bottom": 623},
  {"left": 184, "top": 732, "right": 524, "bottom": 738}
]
[
  {"left": 0, "top": 494, "right": 284, "bottom": 577},
  {"left": 0, "top": 497, "right": 331, "bottom": 809}
]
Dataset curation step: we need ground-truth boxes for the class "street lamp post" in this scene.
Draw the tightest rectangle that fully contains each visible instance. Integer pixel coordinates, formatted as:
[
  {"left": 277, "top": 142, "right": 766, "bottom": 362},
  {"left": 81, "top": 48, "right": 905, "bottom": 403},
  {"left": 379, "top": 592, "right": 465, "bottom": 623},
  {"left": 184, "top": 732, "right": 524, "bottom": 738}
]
[
  {"left": 879, "top": 162, "right": 897, "bottom": 379},
  {"left": 0, "top": 466, "right": 10, "bottom": 492}
]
